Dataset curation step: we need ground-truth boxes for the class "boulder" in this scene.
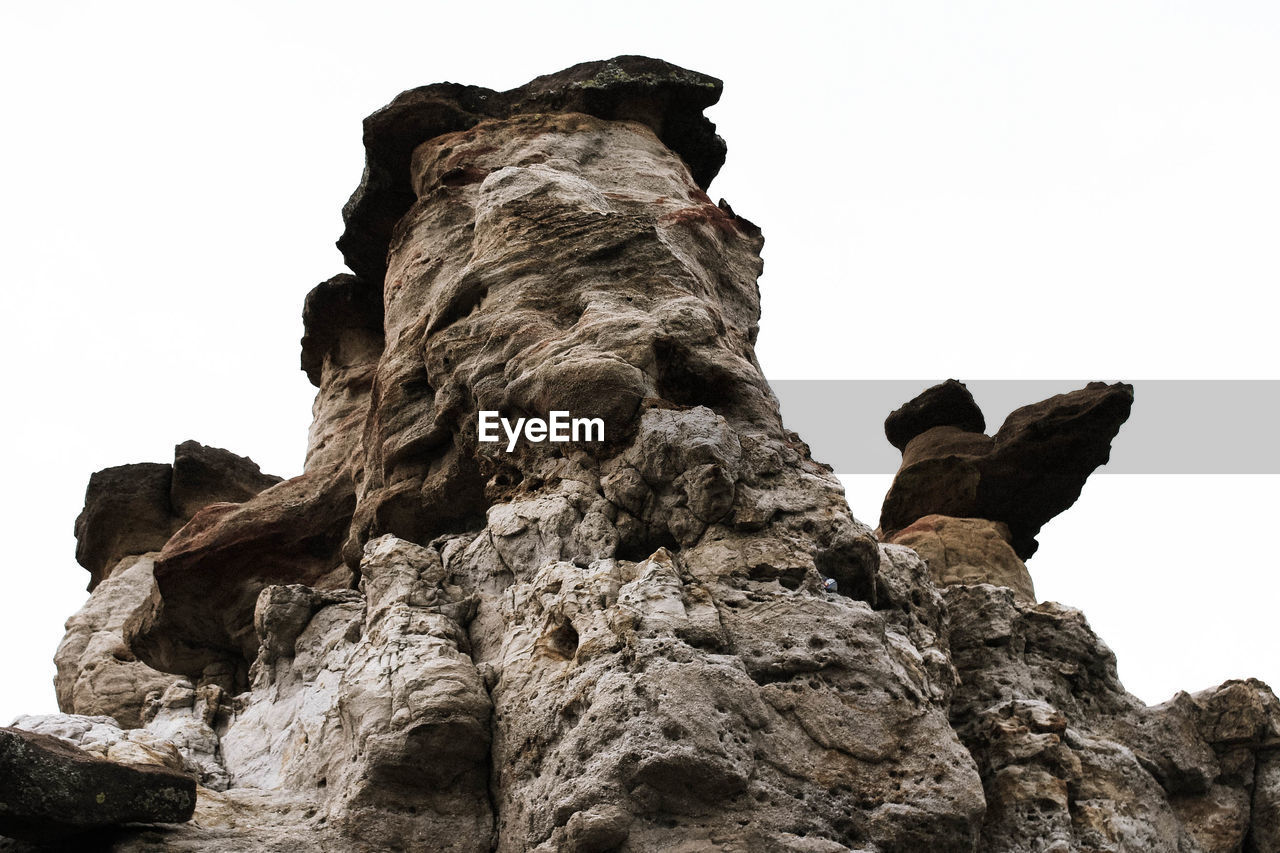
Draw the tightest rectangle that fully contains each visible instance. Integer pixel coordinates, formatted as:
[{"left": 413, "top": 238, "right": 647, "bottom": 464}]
[{"left": 0, "top": 726, "right": 195, "bottom": 843}]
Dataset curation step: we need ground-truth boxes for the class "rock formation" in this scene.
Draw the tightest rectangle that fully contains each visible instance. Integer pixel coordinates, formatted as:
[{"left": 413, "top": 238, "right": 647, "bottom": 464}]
[
  {"left": 3, "top": 57, "right": 1278, "bottom": 852},
  {"left": 880, "top": 379, "right": 1135, "bottom": 561},
  {"left": 58, "top": 443, "right": 281, "bottom": 730}
]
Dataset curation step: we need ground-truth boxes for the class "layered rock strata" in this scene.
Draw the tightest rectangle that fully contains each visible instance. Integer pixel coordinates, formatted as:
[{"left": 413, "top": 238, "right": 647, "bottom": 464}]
[{"left": 4, "top": 57, "right": 1277, "bottom": 852}]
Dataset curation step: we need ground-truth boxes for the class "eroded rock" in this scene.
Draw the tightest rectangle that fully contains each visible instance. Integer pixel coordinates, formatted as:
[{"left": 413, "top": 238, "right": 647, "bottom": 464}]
[
  {"left": 20, "top": 57, "right": 1278, "bottom": 852},
  {"left": 887, "top": 514, "right": 1034, "bottom": 602},
  {"left": 884, "top": 378, "right": 985, "bottom": 452},
  {"left": 880, "top": 380, "right": 1134, "bottom": 559},
  {"left": 126, "top": 470, "right": 357, "bottom": 687},
  {"left": 55, "top": 554, "right": 177, "bottom": 728}
]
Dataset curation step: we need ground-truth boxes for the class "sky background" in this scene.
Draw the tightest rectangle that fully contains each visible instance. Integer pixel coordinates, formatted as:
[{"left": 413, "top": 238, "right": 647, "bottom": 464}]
[{"left": 1, "top": 1, "right": 1276, "bottom": 722}]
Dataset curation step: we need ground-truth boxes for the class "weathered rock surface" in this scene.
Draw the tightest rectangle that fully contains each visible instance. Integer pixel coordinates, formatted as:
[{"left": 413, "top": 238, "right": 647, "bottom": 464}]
[
  {"left": 338, "top": 55, "right": 728, "bottom": 290},
  {"left": 945, "top": 584, "right": 1280, "bottom": 851},
  {"left": 126, "top": 468, "right": 358, "bottom": 688},
  {"left": 887, "top": 514, "right": 1033, "bottom": 602},
  {"left": 11, "top": 57, "right": 1277, "bottom": 852},
  {"left": 61, "top": 444, "right": 282, "bottom": 729},
  {"left": 75, "top": 443, "right": 280, "bottom": 591},
  {"left": 884, "top": 378, "right": 985, "bottom": 452},
  {"left": 880, "top": 380, "right": 1134, "bottom": 558},
  {"left": 0, "top": 726, "right": 196, "bottom": 843},
  {"left": 55, "top": 554, "right": 178, "bottom": 728}
]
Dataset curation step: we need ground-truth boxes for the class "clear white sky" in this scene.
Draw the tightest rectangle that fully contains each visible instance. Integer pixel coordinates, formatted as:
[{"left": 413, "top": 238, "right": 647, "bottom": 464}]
[{"left": 1, "top": 2, "right": 1276, "bottom": 722}]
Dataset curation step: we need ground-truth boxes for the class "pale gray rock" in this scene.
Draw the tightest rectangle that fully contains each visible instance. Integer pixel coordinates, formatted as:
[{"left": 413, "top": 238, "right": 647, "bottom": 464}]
[
  {"left": 945, "top": 583, "right": 1280, "bottom": 851},
  {"left": 9, "top": 713, "right": 185, "bottom": 773},
  {"left": 13, "top": 707, "right": 227, "bottom": 793},
  {"left": 55, "top": 553, "right": 180, "bottom": 728},
  {"left": 219, "top": 535, "right": 491, "bottom": 851}
]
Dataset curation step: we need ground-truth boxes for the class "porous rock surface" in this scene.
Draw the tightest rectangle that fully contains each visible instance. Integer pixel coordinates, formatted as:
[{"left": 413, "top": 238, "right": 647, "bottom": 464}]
[{"left": 7, "top": 57, "right": 1279, "bottom": 851}]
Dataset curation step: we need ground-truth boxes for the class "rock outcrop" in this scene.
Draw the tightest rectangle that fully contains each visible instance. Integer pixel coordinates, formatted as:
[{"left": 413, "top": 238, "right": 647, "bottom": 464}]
[
  {"left": 6, "top": 57, "right": 1277, "bottom": 852},
  {"left": 74, "top": 442, "right": 280, "bottom": 591},
  {"left": 879, "top": 379, "right": 1134, "bottom": 601},
  {"left": 945, "top": 584, "right": 1280, "bottom": 852},
  {"left": 59, "top": 443, "right": 282, "bottom": 728}
]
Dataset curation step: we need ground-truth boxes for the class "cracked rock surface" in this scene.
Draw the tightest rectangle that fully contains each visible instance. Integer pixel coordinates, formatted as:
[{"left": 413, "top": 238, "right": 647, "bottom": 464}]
[{"left": 7, "top": 57, "right": 1278, "bottom": 852}]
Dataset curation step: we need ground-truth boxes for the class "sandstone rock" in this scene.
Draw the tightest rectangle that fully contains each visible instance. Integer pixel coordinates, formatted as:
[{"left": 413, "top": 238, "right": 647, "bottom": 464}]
[
  {"left": 1251, "top": 750, "right": 1280, "bottom": 852},
  {"left": 217, "top": 535, "right": 492, "bottom": 851},
  {"left": 301, "top": 274, "right": 383, "bottom": 474},
  {"left": 126, "top": 469, "right": 357, "bottom": 687},
  {"left": 10, "top": 714, "right": 184, "bottom": 773},
  {"left": 0, "top": 726, "right": 195, "bottom": 843},
  {"left": 64, "top": 446, "right": 281, "bottom": 727},
  {"left": 74, "top": 463, "right": 175, "bottom": 591},
  {"left": 884, "top": 378, "right": 985, "bottom": 451},
  {"left": 880, "top": 380, "right": 1134, "bottom": 558},
  {"left": 942, "top": 581, "right": 1280, "bottom": 851},
  {"left": 170, "top": 441, "right": 282, "bottom": 521},
  {"left": 55, "top": 554, "right": 178, "bottom": 728},
  {"left": 75, "top": 444, "right": 280, "bottom": 590},
  {"left": 13, "top": 709, "right": 227, "bottom": 793},
  {"left": 299, "top": 273, "right": 383, "bottom": 388},
  {"left": 887, "top": 514, "right": 1034, "bottom": 602},
  {"left": 338, "top": 55, "right": 728, "bottom": 289}
]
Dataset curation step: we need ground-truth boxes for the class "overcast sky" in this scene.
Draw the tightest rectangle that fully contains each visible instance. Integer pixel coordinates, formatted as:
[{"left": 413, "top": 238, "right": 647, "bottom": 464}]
[{"left": 2, "top": 1, "right": 1276, "bottom": 723}]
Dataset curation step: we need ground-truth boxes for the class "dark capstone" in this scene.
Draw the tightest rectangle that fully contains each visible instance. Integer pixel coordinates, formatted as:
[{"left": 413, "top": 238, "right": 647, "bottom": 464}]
[
  {"left": 0, "top": 728, "right": 196, "bottom": 843},
  {"left": 338, "top": 55, "right": 727, "bottom": 289},
  {"left": 74, "top": 463, "right": 176, "bottom": 592},
  {"left": 884, "top": 379, "right": 985, "bottom": 451},
  {"left": 74, "top": 445, "right": 281, "bottom": 591},
  {"left": 978, "top": 382, "right": 1135, "bottom": 558},
  {"left": 880, "top": 382, "right": 1134, "bottom": 559},
  {"left": 171, "top": 441, "right": 282, "bottom": 521},
  {"left": 300, "top": 273, "right": 384, "bottom": 387}
]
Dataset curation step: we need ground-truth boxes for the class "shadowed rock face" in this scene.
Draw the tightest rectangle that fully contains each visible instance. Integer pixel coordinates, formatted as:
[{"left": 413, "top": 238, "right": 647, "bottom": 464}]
[
  {"left": 0, "top": 727, "right": 196, "bottom": 843},
  {"left": 74, "top": 442, "right": 281, "bottom": 592},
  {"left": 884, "top": 378, "right": 986, "bottom": 452},
  {"left": 880, "top": 380, "right": 1135, "bottom": 559},
  {"left": 19, "top": 57, "right": 1280, "bottom": 852}
]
